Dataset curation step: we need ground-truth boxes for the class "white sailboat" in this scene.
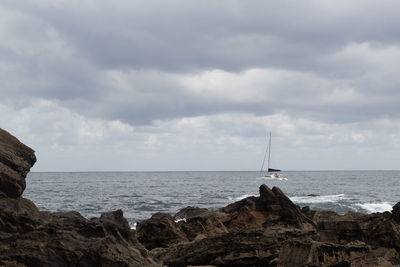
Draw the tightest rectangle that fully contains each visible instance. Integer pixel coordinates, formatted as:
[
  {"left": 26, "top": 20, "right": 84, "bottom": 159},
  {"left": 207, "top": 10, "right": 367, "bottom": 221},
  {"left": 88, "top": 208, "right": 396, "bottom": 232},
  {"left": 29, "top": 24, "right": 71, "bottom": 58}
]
[{"left": 259, "top": 132, "right": 287, "bottom": 180}]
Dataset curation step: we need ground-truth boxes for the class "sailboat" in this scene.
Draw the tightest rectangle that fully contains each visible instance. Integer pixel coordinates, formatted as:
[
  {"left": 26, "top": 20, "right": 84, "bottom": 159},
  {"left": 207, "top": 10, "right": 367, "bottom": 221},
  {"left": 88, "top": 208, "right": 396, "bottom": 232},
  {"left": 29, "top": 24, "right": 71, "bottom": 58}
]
[{"left": 259, "top": 132, "right": 287, "bottom": 180}]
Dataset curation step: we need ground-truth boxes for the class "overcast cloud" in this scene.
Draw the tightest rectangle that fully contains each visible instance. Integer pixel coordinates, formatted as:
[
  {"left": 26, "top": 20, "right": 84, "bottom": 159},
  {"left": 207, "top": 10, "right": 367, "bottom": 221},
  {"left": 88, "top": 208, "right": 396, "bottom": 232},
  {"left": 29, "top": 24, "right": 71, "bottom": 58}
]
[{"left": 1, "top": 0, "right": 400, "bottom": 171}]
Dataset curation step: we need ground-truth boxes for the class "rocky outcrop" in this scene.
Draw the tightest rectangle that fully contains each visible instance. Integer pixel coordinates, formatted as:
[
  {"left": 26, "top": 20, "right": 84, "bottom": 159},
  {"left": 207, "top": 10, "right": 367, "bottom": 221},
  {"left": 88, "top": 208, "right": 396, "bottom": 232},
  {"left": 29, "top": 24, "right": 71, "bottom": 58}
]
[
  {"left": 136, "top": 213, "right": 188, "bottom": 250},
  {"left": 0, "top": 128, "right": 36, "bottom": 198},
  {"left": 3, "top": 127, "right": 400, "bottom": 266},
  {"left": 0, "top": 129, "right": 159, "bottom": 266},
  {"left": 137, "top": 185, "right": 400, "bottom": 266}
]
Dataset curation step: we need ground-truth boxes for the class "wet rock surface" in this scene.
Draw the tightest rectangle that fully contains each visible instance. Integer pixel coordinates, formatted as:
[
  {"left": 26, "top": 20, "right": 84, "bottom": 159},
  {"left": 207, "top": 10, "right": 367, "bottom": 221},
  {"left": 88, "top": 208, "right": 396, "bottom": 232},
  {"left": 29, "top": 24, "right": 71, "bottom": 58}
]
[{"left": 2, "top": 128, "right": 400, "bottom": 266}]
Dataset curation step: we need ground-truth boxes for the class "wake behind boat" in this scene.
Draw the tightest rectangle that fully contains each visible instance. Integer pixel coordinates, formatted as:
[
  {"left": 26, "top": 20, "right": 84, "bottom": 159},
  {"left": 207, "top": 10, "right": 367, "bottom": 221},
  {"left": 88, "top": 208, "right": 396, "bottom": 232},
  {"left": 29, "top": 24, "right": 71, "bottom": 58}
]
[{"left": 258, "top": 132, "right": 287, "bottom": 180}]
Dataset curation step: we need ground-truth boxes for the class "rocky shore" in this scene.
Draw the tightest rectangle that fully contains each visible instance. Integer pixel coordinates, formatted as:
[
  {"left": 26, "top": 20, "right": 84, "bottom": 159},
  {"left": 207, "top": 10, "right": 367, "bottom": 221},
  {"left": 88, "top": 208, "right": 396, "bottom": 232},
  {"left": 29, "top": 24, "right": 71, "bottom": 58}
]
[{"left": 1, "top": 128, "right": 400, "bottom": 266}]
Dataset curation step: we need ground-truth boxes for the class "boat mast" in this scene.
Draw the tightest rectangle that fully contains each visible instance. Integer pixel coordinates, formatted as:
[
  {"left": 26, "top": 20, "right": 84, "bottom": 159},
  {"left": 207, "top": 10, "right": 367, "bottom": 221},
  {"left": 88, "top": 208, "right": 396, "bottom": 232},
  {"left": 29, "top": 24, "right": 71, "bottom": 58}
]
[
  {"left": 259, "top": 131, "right": 271, "bottom": 176},
  {"left": 267, "top": 132, "right": 271, "bottom": 171}
]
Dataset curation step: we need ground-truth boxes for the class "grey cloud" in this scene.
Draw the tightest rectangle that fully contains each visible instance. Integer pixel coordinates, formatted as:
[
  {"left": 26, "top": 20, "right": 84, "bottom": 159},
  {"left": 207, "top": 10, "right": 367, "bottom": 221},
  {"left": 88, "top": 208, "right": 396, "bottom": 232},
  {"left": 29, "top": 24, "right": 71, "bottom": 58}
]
[
  {"left": 4, "top": 1, "right": 400, "bottom": 74},
  {"left": 2, "top": 0, "right": 400, "bottom": 127}
]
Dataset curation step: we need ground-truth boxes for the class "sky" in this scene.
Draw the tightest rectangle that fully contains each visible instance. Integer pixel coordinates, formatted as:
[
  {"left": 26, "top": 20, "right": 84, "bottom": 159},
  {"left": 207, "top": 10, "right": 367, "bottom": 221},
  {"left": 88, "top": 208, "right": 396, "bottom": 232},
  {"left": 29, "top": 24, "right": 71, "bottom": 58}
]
[{"left": 1, "top": 0, "right": 400, "bottom": 171}]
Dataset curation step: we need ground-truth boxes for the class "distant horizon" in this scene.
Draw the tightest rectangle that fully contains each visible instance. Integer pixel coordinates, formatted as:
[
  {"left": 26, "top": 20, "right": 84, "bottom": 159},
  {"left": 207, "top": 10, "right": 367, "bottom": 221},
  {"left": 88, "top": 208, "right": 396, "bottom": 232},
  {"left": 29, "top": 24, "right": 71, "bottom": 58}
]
[{"left": 29, "top": 169, "right": 400, "bottom": 173}]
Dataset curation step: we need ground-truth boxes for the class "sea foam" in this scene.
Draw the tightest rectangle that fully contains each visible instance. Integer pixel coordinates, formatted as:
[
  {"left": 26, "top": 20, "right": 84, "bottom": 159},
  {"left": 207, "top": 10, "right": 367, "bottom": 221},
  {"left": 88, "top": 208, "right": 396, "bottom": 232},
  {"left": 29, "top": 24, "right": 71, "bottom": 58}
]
[
  {"left": 354, "top": 202, "right": 393, "bottom": 213},
  {"left": 228, "top": 194, "right": 254, "bottom": 201},
  {"left": 290, "top": 194, "right": 347, "bottom": 204}
]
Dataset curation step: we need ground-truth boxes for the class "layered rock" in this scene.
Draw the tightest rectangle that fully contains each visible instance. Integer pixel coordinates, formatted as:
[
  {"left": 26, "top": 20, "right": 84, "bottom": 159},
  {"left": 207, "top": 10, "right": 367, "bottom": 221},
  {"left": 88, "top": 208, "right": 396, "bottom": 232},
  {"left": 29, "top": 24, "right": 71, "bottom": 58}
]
[
  {"left": 0, "top": 128, "right": 36, "bottom": 198},
  {"left": 0, "top": 129, "right": 159, "bottom": 266},
  {"left": 137, "top": 185, "right": 400, "bottom": 266}
]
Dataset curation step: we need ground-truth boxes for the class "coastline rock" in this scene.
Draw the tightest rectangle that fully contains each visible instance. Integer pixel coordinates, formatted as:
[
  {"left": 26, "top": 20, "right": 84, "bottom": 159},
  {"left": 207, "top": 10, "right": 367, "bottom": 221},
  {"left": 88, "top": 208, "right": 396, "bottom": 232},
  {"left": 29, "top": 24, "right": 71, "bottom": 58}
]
[
  {"left": 173, "top": 206, "right": 208, "bottom": 221},
  {"left": 3, "top": 127, "right": 400, "bottom": 266},
  {"left": 279, "top": 239, "right": 396, "bottom": 267},
  {"left": 0, "top": 128, "right": 36, "bottom": 198},
  {"left": 392, "top": 202, "right": 400, "bottom": 223},
  {"left": 0, "top": 128, "right": 159, "bottom": 266},
  {"left": 136, "top": 213, "right": 188, "bottom": 250},
  {"left": 152, "top": 228, "right": 317, "bottom": 266},
  {"left": 137, "top": 184, "right": 400, "bottom": 266}
]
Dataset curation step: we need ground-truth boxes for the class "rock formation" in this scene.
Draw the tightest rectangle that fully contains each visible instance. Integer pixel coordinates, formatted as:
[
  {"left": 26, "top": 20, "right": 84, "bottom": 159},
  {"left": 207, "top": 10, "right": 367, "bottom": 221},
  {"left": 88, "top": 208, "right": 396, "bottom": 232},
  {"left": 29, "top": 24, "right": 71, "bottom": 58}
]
[
  {"left": 0, "top": 128, "right": 159, "bottom": 266},
  {"left": 2, "top": 127, "right": 400, "bottom": 266},
  {"left": 0, "top": 129, "right": 36, "bottom": 198},
  {"left": 137, "top": 185, "right": 400, "bottom": 266}
]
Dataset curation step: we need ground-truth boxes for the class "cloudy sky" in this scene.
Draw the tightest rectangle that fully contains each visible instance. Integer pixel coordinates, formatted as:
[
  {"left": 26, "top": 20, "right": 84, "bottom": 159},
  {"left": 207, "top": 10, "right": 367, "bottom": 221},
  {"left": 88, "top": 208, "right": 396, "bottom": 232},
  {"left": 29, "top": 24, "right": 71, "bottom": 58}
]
[{"left": 1, "top": 0, "right": 400, "bottom": 171}]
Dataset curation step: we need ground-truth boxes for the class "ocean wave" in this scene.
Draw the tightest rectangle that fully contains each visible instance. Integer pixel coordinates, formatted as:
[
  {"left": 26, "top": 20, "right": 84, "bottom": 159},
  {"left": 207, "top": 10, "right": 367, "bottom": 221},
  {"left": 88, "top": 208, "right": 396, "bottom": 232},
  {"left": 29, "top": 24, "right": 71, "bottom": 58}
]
[
  {"left": 228, "top": 194, "right": 254, "bottom": 201},
  {"left": 130, "top": 222, "right": 137, "bottom": 230},
  {"left": 354, "top": 202, "right": 393, "bottom": 213},
  {"left": 290, "top": 194, "right": 347, "bottom": 204},
  {"left": 255, "top": 176, "right": 288, "bottom": 181}
]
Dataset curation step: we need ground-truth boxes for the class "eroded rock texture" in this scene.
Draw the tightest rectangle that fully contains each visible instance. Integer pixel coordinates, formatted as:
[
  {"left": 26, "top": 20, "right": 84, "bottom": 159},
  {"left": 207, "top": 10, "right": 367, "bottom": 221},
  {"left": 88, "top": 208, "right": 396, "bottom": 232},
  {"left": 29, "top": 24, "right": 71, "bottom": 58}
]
[
  {"left": 3, "top": 127, "right": 400, "bottom": 266},
  {"left": 0, "top": 129, "right": 36, "bottom": 198},
  {"left": 137, "top": 184, "right": 400, "bottom": 266},
  {"left": 0, "top": 129, "right": 159, "bottom": 266}
]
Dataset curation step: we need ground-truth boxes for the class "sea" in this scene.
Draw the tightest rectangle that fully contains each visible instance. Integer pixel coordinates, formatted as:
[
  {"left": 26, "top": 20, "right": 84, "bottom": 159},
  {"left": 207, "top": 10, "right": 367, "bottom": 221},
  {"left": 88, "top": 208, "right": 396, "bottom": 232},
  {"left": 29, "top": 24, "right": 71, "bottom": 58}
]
[{"left": 24, "top": 171, "right": 400, "bottom": 229}]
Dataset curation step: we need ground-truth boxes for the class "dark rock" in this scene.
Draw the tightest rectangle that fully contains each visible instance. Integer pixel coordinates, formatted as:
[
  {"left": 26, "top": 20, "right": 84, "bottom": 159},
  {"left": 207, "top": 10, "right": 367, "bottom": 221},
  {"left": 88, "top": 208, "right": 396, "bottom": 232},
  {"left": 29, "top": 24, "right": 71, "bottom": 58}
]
[
  {"left": 0, "top": 128, "right": 160, "bottom": 266},
  {"left": 279, "top": 240, "right": 396, "bottom": 267},
  {"left": 0, "top": 128, "right": 36, "bottom": 198},
  {"left": 259, "top": 183, "right": 275, "bottom": 199},
  {"left": 136, "top": 213, "right": 188, "bottom": 250},
  {"left": 173, "top": 206, "right": 208, "bottom": 221},
  {"left": 179, "top": 210, "right": 229, "bottom": 241},
  {"left": 137, "top": 184, "right": 400, "bottom": 266},
  {"left": 4, "top": 128, "right": 400, "bottom": 266},
  {"left": 0, "top": 199, "right": 159, "bottom": 266},
  {"left": 152, "top": 228, "right": 317, "bottom": 266},
  {"left": 392, "top": 202, "right": 400, "bottom": 223},
  {"left": 307, "top": 194, "right": 320, "bottom": 197}
]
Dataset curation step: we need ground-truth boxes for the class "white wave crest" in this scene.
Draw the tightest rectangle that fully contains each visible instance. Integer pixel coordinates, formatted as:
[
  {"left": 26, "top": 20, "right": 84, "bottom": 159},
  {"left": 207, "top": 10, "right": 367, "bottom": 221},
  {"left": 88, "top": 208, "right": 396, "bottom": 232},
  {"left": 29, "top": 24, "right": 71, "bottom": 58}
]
[
  {"left": 130, "top": 222, "right": 137, "bottom": 230},
  {"left": 354, "top": 202, "right": 393, "bottom": 213},
  {"left": 228, "top": 194, "right": 254, "bottom": 201},
  {"left": 255, "top": 176, "right": 288, "bottom": 181},
  {"left": 175, "top": 218, "right": 187, "bottom": 223},
  {"left": 290, "top": 194, "right": 347, "bottom": 204}
]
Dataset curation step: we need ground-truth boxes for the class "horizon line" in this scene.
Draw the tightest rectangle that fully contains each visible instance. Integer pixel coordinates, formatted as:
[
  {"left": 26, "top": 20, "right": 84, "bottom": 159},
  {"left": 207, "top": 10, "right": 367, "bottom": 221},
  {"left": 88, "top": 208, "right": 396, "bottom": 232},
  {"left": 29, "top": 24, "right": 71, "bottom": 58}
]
[{"left": 29, "top": 169, "right": 400, "bottom": 173}]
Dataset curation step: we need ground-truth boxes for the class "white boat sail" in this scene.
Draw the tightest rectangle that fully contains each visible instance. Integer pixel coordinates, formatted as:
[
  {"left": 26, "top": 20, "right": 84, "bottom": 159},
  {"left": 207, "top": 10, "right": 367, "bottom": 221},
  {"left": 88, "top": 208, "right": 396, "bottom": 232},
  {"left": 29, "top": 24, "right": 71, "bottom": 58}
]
[{"left": 259, "top": 132, "right": 287, "bottom": 180}]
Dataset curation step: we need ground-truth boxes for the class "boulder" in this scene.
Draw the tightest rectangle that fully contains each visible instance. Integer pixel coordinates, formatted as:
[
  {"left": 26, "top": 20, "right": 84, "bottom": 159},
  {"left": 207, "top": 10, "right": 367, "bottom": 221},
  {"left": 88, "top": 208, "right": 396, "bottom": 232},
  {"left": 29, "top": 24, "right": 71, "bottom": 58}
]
[{"left": 0, "top": 128, "right": 36, "bottom": 198}]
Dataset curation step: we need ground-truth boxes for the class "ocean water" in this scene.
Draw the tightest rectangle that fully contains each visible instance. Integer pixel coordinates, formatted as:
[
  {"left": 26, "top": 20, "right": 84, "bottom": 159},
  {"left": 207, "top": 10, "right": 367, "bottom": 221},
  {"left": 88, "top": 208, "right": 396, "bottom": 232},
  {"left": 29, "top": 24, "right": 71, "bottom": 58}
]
[{"left": 24, "top": 171, "right": 400, "bottom": 228}]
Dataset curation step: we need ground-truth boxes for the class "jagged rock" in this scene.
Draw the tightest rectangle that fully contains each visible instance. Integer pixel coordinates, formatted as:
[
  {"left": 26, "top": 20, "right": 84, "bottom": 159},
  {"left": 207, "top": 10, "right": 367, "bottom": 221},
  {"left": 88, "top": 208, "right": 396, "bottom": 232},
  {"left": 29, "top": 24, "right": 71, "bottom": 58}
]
[
  {"left": 136, "top": 213, "right": 188, "bottom": 250},
  {"left": 173, "top": 206, "right": 208, "bottom": 221},
  {"left": 152, "top": 228, "right": 317, "bottom": 266},
  {"left": 0, "top": 128, "right": 160, "bottom": 266},
  {"left": 313, "top": 209, "right": 400, "bottom": 254},
  {"left": 392, "top": 202, "right": 400, "bottom": 223},
  {"left": 137, "top": 184, "right": 400, "bottom": 266},
  {"left": 3, "top": 128, "right": 400, "bottom": 266},
  {"left": 0, "top": 195, "right": 159, "bottom": 266},
  {"left": 279, "top": 240, "right": 397, "bottom": 267},
  {"left": 0, "top": 128, "right": 36, "bottom": 198},
  {"left": 179, "top": 210, "right": 229, "bottom": 241}
]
